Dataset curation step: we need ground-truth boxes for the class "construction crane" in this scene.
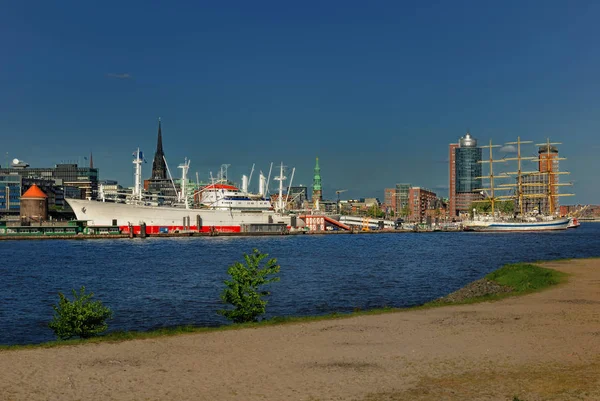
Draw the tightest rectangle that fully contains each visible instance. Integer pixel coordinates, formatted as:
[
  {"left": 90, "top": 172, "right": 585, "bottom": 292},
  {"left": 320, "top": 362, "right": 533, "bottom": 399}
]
[{"left": 336, "top": 189, "right": 348, "bottom": 214}]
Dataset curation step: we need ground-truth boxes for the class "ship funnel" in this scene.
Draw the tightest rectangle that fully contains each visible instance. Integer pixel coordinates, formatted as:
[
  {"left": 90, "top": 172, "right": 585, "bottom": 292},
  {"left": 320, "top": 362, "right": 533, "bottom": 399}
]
[
  {"left": 242, "top": 174, "right": 248, "bottom": 193},
  {"left": 259, "top": 172, "right": 266, "bottom": 197}
]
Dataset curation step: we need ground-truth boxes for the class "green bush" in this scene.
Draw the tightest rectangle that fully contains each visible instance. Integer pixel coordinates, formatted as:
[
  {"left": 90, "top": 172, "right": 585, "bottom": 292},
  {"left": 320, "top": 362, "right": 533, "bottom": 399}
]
[
  {"left": 219, "top": 249, "right": 281, "bottom": 323},
  {"left": 48, "top": 286, "right": 113, "bottom": 340}
]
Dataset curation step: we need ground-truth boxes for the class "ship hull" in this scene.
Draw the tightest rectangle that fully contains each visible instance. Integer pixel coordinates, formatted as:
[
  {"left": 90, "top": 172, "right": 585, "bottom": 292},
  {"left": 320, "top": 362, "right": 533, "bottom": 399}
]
[
  {"left": 66, "top": 199, "right": 295, "bottom": 234},
  {"left": 463, "top": 217, "right": 570, "bottom": 232}
]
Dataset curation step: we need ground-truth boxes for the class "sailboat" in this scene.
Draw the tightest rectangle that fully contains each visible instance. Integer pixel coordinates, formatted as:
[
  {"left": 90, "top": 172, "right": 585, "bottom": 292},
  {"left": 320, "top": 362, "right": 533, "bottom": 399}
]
[{"left": 463, "top": 137, "right": 572, "bottom": 232}]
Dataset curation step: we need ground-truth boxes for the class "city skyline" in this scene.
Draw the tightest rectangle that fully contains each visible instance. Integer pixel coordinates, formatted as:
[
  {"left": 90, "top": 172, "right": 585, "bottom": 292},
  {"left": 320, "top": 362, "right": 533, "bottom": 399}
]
[{"left": 2, "top": 1, "right": 599, "bottom": 203}]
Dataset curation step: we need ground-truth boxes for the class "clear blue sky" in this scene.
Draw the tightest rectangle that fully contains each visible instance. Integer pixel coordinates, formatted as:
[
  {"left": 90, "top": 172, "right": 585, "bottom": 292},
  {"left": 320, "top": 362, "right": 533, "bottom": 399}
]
[{"left": 2, "top": 1, "right": 599, "bottom": 203}]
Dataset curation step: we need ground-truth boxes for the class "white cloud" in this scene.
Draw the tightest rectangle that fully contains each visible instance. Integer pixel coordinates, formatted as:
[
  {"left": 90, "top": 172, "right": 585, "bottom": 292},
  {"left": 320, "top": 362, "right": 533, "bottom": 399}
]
[
  {"left": 499, "top": 145, "right": 517, "bottom": 153},
  {"left": 106, "top": 73, "right": 132, "bottom": 79}
]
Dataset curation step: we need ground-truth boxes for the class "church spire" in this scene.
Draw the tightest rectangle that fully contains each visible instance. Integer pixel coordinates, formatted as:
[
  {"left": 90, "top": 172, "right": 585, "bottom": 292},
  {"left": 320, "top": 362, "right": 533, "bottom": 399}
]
[
  {"left": 89, "top": 151, "right": 94, "bottom": 169},
  {"left": 312, "top": 157, "right": 322, "bottom": 202},
  {"left": 151, "top": 118, "right": 167, "bottom": 179},
  {"left": 156, "top": 117, "right": 164, "bottom": 155}
]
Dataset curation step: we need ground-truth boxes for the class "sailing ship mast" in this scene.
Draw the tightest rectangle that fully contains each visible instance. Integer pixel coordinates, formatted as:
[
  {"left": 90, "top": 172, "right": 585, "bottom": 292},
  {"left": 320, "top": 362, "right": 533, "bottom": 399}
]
[
  {"left": 498, "top": 137, "right": 574, "bottom": 216},
  {"left": 499, "top": 137, "right": 537, "bottom": 216},
  {"left": 475, "top": 139, "right": 509, "bottom": 215}
]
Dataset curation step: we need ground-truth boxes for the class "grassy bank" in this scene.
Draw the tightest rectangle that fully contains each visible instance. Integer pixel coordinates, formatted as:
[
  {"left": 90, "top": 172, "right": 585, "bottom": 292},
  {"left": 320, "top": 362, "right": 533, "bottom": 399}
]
[
  {"left": 426, "top": 262, "right": 568, "bottom": 307},
  {"left": 0, "top": 262, "right": 568, "bottom": 351}
]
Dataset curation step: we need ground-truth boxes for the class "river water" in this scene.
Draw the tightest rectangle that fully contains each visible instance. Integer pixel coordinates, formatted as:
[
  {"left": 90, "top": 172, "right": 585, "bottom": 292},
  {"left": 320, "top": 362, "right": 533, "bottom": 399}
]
[{"left": 1, "top": 224, "right": 599, "bottom": 345}]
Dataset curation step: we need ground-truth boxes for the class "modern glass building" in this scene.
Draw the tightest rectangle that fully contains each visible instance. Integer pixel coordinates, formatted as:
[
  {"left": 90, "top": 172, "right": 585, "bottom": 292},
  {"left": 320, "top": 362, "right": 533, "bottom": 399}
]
[
  {"left": 0, "top": 175, "right": 21, "bottom": 211},
  {"left": 453, "top": 132, "right": 483, "bottom": 215},
  {"left": 0, "top": 163, "right": 98, "bottom": 200},
  {"left": 455, "top": 135, "right": 482, "bottom": 193}
]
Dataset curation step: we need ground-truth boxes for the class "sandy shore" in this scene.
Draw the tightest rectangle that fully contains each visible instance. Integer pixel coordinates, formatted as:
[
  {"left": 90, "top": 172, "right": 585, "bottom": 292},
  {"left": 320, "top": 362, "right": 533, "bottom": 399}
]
[{"left": 2, "top": 259, "right": 599, "bottom": 401}]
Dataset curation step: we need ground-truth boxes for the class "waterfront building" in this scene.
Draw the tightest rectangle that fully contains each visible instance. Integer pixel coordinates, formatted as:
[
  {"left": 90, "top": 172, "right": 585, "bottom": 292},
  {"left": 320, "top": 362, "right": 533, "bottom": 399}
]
[
  {"left": 448, "top": 143, "right": 459, "bottom": 217},
  {"left": 538, "top": 144, "right": 560, "bottom": 211},
  {"left": 19, "top": 184, "right": 48, "bottom": 223},
  {"left": 0, "top": 172, "right": 74, "bottom": 215},
  {"left": 395, "top": 183, "right": 411, "bottom": 216},
  {"left": 0, "top": 175, "right": 21, "bottom": 212},
  {"left": 0, "top": 158, "right": 98, "bottom": 201},
  {"left": 408, "top": 187, "right": 437, "bottom": 222},
  {"left": 312, "top": 157, "right": 322, "bottom": 209},
  {"left": 449, "top": 132, "right": 483, "bottom": 217},
  {"left": 384, "top": 188, "right": 397, "bottom": 214}
]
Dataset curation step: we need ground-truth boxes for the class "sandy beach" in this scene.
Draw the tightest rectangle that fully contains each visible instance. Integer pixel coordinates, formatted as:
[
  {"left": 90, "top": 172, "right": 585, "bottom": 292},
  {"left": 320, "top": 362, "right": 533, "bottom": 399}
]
[{"left": 2, "top": 258, "right": 599, "bottom": 401}]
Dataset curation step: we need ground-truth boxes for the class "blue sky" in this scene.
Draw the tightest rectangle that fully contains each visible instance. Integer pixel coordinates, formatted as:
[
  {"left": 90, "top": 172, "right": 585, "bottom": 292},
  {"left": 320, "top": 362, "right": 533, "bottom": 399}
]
[{"left": 2, "top": 1, "right": 599, "bottom": 203}]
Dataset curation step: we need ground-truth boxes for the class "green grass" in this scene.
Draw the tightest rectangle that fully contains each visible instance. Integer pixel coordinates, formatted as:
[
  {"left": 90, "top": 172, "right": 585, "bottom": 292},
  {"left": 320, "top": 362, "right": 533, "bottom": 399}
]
[
  {"left": 486, "top": 263, "right": 567, "bottom": 293},
  {"left": 422, "top": 262, "right": 567, "bottom": 308},
  {"left": 0, "top": 262, "right": 569, "bottom": 351}
]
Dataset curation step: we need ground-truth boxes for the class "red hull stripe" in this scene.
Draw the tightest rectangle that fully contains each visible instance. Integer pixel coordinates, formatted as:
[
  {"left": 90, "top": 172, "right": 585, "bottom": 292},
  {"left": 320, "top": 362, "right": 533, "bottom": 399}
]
[{"left": 118, "top": 225, "right": 242, "bottom": 234}]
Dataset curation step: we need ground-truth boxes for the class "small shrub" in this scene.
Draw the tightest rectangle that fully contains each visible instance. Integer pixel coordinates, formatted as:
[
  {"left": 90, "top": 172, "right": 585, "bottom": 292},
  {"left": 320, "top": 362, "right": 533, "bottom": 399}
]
[
  {"left": 219, "top": 249, "right": 280, "bottom": 323},
  {"left": 48, "top": 286, "right": 113, "bottom": 340}
]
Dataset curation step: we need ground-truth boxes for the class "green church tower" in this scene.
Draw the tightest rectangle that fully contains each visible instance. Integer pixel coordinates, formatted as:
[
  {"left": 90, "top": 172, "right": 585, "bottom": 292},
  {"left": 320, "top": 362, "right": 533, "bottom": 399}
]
[{"left": 312, "top": 157, "right": 322, "bottom": 207}]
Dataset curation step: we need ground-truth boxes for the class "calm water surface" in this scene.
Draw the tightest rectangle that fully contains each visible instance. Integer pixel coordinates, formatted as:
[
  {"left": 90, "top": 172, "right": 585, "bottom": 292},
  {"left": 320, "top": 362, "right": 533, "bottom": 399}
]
[{"left": 1, "top": 224, "right": 599, "bottom": 345}]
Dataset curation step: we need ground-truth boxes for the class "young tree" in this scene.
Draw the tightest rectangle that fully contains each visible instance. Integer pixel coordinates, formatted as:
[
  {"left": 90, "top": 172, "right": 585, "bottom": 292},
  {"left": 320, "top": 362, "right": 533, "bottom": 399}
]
[
  {"left": 48, "top": 286, "right": 112, "bottom": 340},
  {"left": 219, "top": 249, "right": 280, "bottom": 323}
]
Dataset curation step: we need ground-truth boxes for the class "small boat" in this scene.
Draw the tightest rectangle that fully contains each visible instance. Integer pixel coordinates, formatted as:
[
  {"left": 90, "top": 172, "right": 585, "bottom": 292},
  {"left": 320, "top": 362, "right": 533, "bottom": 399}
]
[{"left": 567, "top": 217, "right": 580, "bottom": 229}]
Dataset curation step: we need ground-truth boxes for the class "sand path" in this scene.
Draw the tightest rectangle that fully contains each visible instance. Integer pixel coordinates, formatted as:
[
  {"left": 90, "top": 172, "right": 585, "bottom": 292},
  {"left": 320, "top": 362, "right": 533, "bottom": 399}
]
[{"left": 2, "top": 259, "right": 599, "bottom": 401}]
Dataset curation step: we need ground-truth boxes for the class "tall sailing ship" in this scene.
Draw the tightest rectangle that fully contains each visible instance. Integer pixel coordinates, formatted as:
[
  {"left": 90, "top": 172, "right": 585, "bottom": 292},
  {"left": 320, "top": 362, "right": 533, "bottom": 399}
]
[{"left": 463, "top": 137, "right": 573, "bottom": 232}]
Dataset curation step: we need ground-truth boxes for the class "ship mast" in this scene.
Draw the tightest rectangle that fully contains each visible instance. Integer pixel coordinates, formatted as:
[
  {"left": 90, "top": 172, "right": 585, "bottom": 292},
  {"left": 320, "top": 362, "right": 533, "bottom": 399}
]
[
  {"left": 132, "top": 148, "right": 143, "bottom": 202},
  {"left": 178, "top": 158, "right": 191, "bottom": 209},
  {"left": 499, "top": 137, "right": 574, "bottom": 216},
  {"left": 502, "top": 137, "right": 536, "bottom": 216},
  {"left": 273, "top": 163, "right": 286, "bottom": 213},
  {"left": 476, "top": 139, "right": 508, "bottom": 215}
]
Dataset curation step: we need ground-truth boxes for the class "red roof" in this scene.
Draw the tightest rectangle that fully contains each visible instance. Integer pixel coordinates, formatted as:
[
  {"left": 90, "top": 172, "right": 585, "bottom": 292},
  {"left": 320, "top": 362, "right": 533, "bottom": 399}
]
[
  {"left": 21, "top": 184, "right": 48, "bottom": 199},
  {"left": 203, "top": 184, "right": 239, "bottom": 191}
]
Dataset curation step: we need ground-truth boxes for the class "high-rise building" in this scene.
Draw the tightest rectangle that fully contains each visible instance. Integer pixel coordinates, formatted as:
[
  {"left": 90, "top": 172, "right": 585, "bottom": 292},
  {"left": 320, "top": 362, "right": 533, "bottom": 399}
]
[
  {"left": 448, "top": 143, "right": 459, "bottom": 217},
  {"left": 538, "top": 144, "right": 560, "bottom": 211},
  {"left": 449, "top": 132, "right": 483, "bottom": 216},
  {"left": 312, "top": 157, "right": 322, "bottom": 208}
]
